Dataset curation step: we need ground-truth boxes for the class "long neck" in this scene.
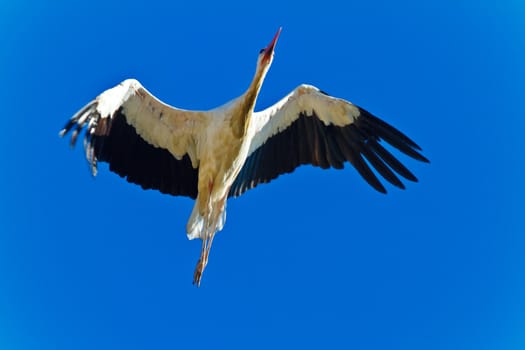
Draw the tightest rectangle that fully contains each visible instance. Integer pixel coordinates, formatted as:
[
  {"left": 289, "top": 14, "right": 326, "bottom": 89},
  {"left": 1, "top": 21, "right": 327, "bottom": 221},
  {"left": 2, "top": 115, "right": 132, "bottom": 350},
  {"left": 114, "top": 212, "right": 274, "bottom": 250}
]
[
  {"left": 244, "top": 66, "right": 267, "bottom": 110},
  {"left": 230, "top": 65, "right": 267, "bottom": 137}
]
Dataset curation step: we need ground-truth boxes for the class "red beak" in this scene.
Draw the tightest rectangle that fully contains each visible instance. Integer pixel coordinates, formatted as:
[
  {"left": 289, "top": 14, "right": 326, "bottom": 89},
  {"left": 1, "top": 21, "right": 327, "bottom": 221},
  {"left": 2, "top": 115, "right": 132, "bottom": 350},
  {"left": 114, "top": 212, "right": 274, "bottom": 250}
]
[
  {"left": 262, "top": 27, "right": 282, "bottom": 62},
  {"left": 265, "top": 27, "right": 282, "bottom": 53}
]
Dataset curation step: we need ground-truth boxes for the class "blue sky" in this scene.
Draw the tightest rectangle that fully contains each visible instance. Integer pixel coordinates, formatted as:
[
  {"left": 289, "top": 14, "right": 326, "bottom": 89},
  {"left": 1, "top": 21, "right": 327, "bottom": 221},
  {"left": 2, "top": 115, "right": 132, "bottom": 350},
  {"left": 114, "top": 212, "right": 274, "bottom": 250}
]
[{"left": 1, "top": 0, "right": 524, "bottom": 349}]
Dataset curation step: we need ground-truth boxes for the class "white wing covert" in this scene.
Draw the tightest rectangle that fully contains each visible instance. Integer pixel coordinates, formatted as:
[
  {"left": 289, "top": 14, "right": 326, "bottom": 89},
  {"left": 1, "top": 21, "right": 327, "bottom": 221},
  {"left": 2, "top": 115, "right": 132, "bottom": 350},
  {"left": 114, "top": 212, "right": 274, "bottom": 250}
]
[
  {"left": 60, "top": 79, "right": 211, "bottom": 199},
  {"left": 230, "top": 84, "right": 429, "bottom": 197}
]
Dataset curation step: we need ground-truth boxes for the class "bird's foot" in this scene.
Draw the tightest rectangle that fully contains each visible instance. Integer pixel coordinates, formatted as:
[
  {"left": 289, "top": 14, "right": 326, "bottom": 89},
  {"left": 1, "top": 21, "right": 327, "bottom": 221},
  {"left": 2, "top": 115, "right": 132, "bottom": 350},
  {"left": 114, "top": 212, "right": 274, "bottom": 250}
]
[
  {"left": 192, "top": 256, "right": 207, "bottom": 287},
  {"left": 192, "top": 230, "right": 215, "bottom": 287}
]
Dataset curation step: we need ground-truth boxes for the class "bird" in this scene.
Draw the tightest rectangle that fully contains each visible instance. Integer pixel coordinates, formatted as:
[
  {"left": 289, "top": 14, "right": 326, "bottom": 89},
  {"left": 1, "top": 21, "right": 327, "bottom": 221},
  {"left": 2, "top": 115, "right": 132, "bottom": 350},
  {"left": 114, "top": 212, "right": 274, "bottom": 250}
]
[{"left": 59, "top": 27, "right": 429, "bottom": 286}]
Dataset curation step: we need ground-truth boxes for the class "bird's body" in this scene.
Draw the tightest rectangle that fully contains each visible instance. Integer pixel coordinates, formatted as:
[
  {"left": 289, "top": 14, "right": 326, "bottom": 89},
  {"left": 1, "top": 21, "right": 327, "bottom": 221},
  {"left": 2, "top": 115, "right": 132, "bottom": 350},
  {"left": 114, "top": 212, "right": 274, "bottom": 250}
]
[{"left": 60, "top": 28, "right": 428, "bottom": 286}]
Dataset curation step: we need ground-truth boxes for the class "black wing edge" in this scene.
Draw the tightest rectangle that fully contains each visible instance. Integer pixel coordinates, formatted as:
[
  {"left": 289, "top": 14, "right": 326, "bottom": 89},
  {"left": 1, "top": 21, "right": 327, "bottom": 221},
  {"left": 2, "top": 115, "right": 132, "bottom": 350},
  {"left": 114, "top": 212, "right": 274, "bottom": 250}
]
[
  {"left": 229, "top": 107, "right": 429, "bottom": 197},
  {"left": 60, "top": 104, "right": 199, "bottom": 199}
]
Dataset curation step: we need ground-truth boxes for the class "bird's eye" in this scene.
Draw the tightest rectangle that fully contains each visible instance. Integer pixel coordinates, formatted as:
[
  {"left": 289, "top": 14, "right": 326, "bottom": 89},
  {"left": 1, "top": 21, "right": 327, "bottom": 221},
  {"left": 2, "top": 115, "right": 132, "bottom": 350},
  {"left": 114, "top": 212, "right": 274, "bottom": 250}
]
[{"left": 259, "top": 48, "right": 265, "bottom": 54}]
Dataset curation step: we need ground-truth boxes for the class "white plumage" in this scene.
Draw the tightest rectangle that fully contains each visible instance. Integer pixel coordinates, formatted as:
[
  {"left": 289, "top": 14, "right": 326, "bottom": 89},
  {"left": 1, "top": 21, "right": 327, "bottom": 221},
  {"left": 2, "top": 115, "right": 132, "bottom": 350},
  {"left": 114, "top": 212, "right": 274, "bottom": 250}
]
[
  {"left": 248, "top": 84, "right": 361, "bottom": 152},
  {"left": 60, "top": 28, "right": 428, "bottom": 286}
]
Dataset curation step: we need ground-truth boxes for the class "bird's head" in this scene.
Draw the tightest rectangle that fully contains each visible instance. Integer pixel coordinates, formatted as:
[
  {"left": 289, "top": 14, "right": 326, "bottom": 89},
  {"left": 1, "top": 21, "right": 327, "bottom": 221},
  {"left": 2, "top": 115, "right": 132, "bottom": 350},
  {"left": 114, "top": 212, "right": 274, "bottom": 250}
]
[
  {"left": 256, "top": 27, "right": 282, "bottom": 73},
  {"left": 242, "top": 27, "right": 282, "bottom": 112}
]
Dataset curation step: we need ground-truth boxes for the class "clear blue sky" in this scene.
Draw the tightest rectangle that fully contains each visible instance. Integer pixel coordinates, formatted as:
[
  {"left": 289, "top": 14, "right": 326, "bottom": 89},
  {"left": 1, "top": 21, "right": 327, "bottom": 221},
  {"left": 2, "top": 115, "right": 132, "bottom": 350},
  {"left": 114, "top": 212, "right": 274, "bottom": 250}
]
[{"left": 1, "top": 1, "right": 524, "bottom": 349}]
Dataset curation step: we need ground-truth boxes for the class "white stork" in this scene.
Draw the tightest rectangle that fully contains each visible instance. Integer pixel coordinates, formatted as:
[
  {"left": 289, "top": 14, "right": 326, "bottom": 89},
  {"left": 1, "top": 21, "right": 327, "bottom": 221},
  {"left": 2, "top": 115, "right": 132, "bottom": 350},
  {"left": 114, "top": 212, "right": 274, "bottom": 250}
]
[{"left": 60, "top": 28, "right": 429, "bottom": 286}]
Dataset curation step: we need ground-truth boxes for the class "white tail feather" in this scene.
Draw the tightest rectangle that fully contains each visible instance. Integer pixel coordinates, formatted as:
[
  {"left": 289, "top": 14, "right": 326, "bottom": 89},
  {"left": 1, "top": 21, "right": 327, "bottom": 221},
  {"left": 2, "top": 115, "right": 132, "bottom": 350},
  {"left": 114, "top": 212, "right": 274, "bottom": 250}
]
[{"left": 186, "top": 203, "right": 227, "bottom": 240}]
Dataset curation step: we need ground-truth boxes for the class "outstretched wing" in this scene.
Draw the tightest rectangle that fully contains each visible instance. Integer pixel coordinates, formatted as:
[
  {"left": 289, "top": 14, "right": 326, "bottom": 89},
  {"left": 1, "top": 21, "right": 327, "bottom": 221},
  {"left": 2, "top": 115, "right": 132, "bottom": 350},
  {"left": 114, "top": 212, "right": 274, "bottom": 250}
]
[
  {"left": 60, "top": 79, "right": 210, "bottom": 199},
  {"left": 230, "top": 84, "right": 429, "bottom": 197}
]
